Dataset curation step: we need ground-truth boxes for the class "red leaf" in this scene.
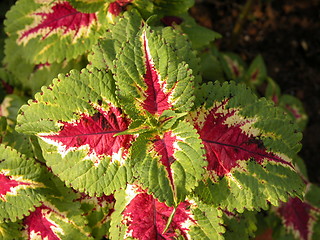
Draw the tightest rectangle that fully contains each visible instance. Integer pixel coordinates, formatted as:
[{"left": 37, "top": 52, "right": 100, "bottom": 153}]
[
  {"left": 40, "top": 106, "right": 133, "bottom": 159},
  {"left": 19, "top": 2, "right": 97, "bottom": 42},
  {"left": 0, "top": 174, "right": 30, "bottom": 201},
  {"left": 285, "top": 104, "right": 302, "bottom": 119},
  {"left": 123, "top": 193, "right": 194, "bottom": 239},
  {"left": 108, "top": 0, "right": 132, "bottom": 16},
  {"left": 24, "top": 206, "right": 60, "bottom": 240},
  {"left": 142, "top": 33, "right": 172, "bottom": 116},
  {"left": 278, "top": 197, "right": 320, "bottom": 240},
  {"left": 160, "top": 16, "right": 183, "bottom": 26},
  {"left": 153, "top": 131, "right": 177, "bottom": 187},
  {"left": 193, "top": 101, "right": 292, "bottom": 177}
]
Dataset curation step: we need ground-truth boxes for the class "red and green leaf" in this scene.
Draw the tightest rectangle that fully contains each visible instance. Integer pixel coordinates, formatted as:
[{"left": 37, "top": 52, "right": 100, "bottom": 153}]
[
  {"left": 189, "top": 81, "right": 304, "bottom": 211},
  {"left": 219, "top": 53, "right": 246, "bottom": 81},
  {"left": 114, "top": 27, "right": 195, "bottom": 119},
  {"left": 0, "top": 144, "right": 47, "bottom": 222},
  {"left": 277, "top": 197, "right": 319, "bottom": 240},
  {"left": 16, "top": 68, "right": 133, "bottom": 196},
  {"left": 4, "top": 0, "right": 107, "bottom": 63},
  {"left": 110, "top": 186, "right": 225, "bottom": 240},
  {"left": 130, "top": 120, "right": 205, "bottom": 206},
  {"left": 278, "top": 94, "right": 308, "bottom": 131},
  {"left": 245, "top": 54, "right": 267, "bottom": 87},
  {"left": 77, "top": 193, "right": 115, "bottom": 239},
  {"left": 23, "top": 201, "right": 92, "bottom": 240},
  {"left": 273, "top": 183, "right": 320, "bottom": 240}
]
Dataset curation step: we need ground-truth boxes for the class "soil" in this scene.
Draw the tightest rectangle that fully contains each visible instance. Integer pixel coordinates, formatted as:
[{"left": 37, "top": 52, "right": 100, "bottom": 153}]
[{"left": 191, "top": 0, "right": 320, "bottom": 184}]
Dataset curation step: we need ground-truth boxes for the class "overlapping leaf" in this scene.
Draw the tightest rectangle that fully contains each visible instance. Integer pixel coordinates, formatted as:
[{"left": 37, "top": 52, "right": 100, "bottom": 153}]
[
  {"left": 4, "top": 0, "right": 107, "bottom": 64},
  {"left": 114, "top": 27, "right": 194, "bottom": 118},
  {"left": 0, "top": 221, "right": 23, "bottom": 240},
  {"left": 0, "top": 144, "right": 47, "bottom": 222},
  {"left": 130, "top": 120, "right": 206, "bottom": 206},
  {"left": 188, "top": 81, "right": 304, "bottom": 211},
  {"left": 22, "top": 201, "right": 92, "bottom": 240},
  {"left": 110, "top": 185, "right": 225, "bottom": 240},
  {"left": 16, "top": 68, "right": 134, "bottom": 196},
  {"left": 274, "top": 184, "right": 320, "bottom": 240},
  {"left": 76, "top": 193, "right": 116, "bottom": 239},
  {"left": 89, "top": 10, "right": 144, "bottom": 71}
]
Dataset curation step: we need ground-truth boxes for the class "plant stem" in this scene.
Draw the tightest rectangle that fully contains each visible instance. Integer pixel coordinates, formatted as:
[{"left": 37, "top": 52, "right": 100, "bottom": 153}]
[{"left": 230, "top": 0, "right": 255, "bottom": 49}]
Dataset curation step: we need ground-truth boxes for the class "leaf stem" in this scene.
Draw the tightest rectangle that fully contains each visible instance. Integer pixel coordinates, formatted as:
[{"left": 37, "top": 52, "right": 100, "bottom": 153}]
[
  {"left": 162, "top": 206, "right": 177, "bottom": 234},
  {"left": 230, "top": 0, "right": 255, "bottom": 49}
]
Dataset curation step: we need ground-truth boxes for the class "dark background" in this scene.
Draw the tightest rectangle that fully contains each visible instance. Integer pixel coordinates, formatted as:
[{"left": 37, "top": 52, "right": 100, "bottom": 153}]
[{"left": 191, "top": 0, "right": 320, "bottom": 184}]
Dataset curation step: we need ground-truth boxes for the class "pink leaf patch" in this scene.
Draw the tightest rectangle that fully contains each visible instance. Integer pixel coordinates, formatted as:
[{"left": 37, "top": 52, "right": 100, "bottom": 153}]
[
  {"left": 153, "top": 131, "right": 177, "bottom": 187},
  {"left": 142, "top": 33, "right": 172, "bottom": 116},
  {"left": 24, "top": 206, "right": 60, "bottom": 240},
  {"left": 108, "top": 0, "right": 132, "bottom": 16},
  {"left": 278, "top": 197, "right": 320, "bottom": 240},
  {"left": 0, "top": 174, "right": 30, "bottom": 201},
  {"left": 123, "top": 193, "right": 194, "bottom": 239},
  {"left": 19, "top": 2, "right": 97, "bottom": 43},
  {"left": 192, "top": 101, "right": 292, "bottom": 177},
  {"left": 39, "top": 106, "right": 133, "bottom": 159}
]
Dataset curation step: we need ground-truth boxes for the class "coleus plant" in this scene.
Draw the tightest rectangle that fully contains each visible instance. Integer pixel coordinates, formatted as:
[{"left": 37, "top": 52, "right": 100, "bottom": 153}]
[{"left": 0, "top": 1, "right": 318, "bottom": 240}]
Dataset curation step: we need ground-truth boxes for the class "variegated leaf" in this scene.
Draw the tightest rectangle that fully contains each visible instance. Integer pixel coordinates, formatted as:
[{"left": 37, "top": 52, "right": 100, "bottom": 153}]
[
  {"left": 130, "top": 120, "right": 206, "bottom": 206},
  {"left": 275, "top": 184, "right": 320, "bottom": 240},
  {"left": 219, "top": 53, "right": 246, "bottom": 81},
  {"left": 22, "top": 201, "right": 92, "bottom": 240},
  {"left": 76, "top": 193, "right": 116, "bottom": 239},
  {"left": 4, "top": 0, "right": 107, "bottom": 64},
  {"left": 110, "top": 185, "right": 225, "bottom": 240},
  {"left": 114, "top": 27, "right": 195, "bottom": 119},
  {"left": 189, "top": 81, "right": 304, "bottom": 211},
  {"left": 0, "top": 144, "right": 47, "bottom": 222},
  {"left": 16, "top": 68, "right": 134, "bottom": 196},
  {"left": 279, "top": 94, "right": 308, "bottom": 131},
  {"left": 245, "top": 54, "right": 267, "bottom": 87}
]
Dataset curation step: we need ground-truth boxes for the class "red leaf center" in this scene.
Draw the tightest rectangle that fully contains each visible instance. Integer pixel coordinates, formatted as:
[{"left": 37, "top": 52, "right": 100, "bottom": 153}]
[
  {"left": 0, "top": 174, "right": 30, "bottom": 201},
  {"left": 24, "top": 206, "right": 60, "bottom": 240},
  {"left": 123, "top": 193, "right": 194, "bottom": 239},
  {"left": 19, "top": 2, "right": 97, "bottom": 42},
  {"left": 40, "top": 106, "right": 133, "bottom": 159},
  {"left": 142, "top": 33, "right": 172, "bottom": 116}
]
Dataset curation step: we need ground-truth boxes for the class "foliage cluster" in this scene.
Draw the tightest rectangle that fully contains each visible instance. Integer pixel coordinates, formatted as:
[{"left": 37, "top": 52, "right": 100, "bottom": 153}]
[{"left": 0, "top": 0, "right": 319, "bottom": 239}]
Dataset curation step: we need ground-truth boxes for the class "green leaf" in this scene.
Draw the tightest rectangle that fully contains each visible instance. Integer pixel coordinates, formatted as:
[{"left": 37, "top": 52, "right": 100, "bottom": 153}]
[
  {"left": 278, "top": 94, "right": 308, "bottom": 131},
  {"left": 245, "top": 54, "right": 267, "bottom": 87},
  {"left": 67, "top": 0, "right": 108, "bottom": 13},
  {"left": 16, "top": 68, "right": 133, "bottom": 196},
  {"left": 0, "top": 221, "right": 24, "bottom": 240},
  {"left": 179, "top": 13, "right": 222, "bottom": 49},
  {"left": 4, "top": 35, "right": 87, "bottom": 93},
  {"left": 133, "top": 0, "right": 195, "bottom": 18},
  {"left": 265, "top": 77, "right": 281, "bottom": 104},
  {"left": 89, "top": 9, "right": 144, "bottom": 71},
  {"left": 199, "top": 47, "right": 225, "bottom": 82},
  {"left": 223, "top": 210, "right": 257, "bottom": 240},
  {"left": 0, "top": 94, "right": 26, "bottom": 125},
  {"left": 219, "top": 52, "right": 246, "bottom": 81},
  {"left": 159, "top": 26, "right": 202, "bottom": 85}
]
